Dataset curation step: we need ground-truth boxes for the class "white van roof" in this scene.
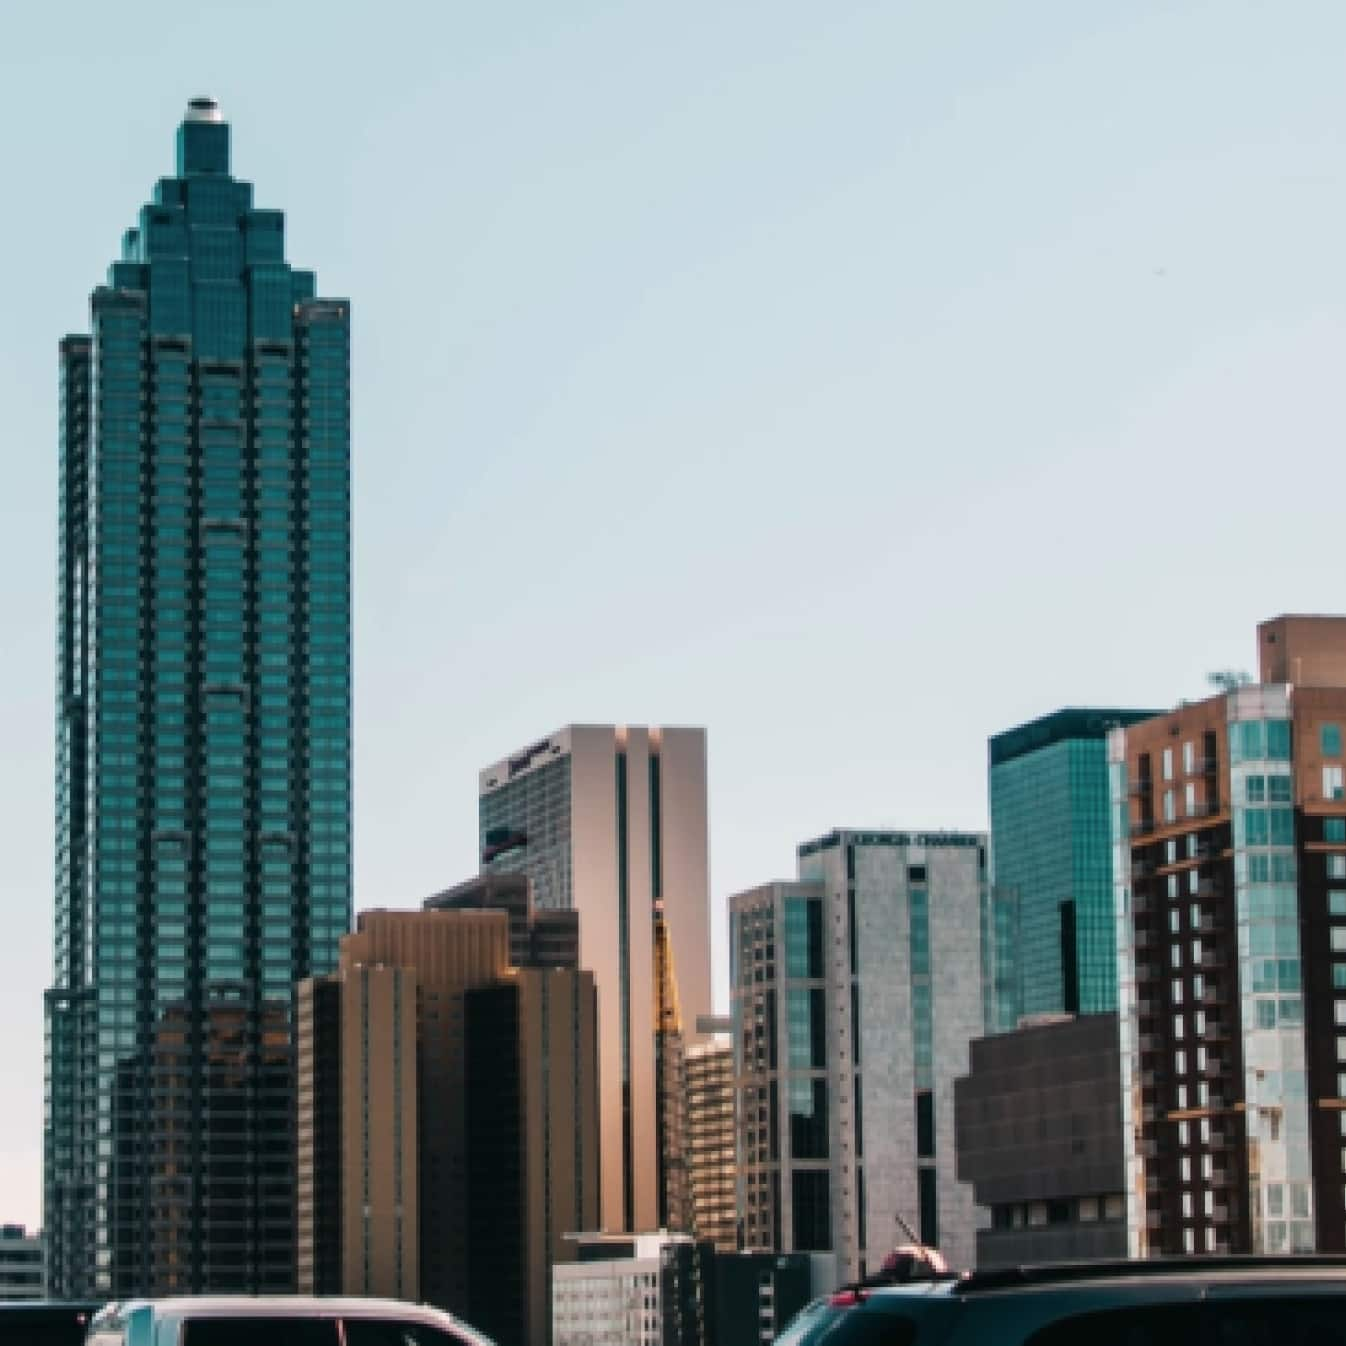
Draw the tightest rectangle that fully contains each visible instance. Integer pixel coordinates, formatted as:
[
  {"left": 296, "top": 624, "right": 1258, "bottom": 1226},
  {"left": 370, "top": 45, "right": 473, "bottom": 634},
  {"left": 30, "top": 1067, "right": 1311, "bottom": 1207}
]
[
  {"left": 106, "top": 1298, "right": 451, "bottom": 1321},
  {"left": 89, "top": 1297, "right": 492, "bottom": 1344}
]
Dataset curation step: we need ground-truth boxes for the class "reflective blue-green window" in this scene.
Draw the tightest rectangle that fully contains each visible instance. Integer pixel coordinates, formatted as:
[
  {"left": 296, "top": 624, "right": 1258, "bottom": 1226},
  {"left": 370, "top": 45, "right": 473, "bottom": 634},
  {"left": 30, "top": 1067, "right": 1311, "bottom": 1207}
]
[
  {"left": 783, "top": 897, "right": 823, "bottom": 979},
  {"left": 990, "top": 710, "right": 1155, "bottom": 1020},
  {"left": 1231, "top": 719, "right": 1292, "bottom": 764},
  {"left": 786, "top": 988, "right": 826, "bottom": 1070}
]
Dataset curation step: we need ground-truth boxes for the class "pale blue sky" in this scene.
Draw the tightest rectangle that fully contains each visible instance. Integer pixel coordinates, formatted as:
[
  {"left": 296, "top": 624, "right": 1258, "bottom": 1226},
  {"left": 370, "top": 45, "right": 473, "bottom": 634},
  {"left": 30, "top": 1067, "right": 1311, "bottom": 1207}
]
[{"left": 2, "top": 0, "right": 1344, "bottom": 1227}]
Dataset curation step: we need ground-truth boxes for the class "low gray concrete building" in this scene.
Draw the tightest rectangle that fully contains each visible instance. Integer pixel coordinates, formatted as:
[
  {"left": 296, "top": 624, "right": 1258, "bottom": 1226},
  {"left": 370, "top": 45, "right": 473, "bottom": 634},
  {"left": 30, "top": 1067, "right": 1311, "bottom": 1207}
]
[
  {"left": 0, "top": 1226, "right": 44, "bottom": 1301},
  {"left": 954, "top": 1013, "right": 1126, "bottom": 1266}
]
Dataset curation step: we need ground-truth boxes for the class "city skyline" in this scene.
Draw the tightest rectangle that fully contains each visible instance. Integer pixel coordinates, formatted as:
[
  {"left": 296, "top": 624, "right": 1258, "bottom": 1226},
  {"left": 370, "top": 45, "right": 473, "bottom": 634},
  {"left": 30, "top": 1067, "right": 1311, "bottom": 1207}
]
[{"left": 4, "top": 1, "right": 1346, "bottom": 1229}]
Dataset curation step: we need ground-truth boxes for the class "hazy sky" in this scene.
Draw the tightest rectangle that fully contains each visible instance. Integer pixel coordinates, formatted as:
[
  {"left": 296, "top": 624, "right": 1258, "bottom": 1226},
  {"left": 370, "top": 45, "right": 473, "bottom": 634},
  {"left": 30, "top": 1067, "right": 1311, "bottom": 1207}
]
[{"left": 2, "top": 0, "right": 1344, "bottom": 1227}]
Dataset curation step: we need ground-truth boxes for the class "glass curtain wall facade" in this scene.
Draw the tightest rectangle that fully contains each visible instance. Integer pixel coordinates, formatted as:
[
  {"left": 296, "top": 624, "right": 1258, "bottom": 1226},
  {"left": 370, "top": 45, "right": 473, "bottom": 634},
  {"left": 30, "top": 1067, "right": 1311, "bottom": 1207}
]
[
  {"left": 45, "top": 98, "right": 351, "bottom": 1297},
  {"left": 990, "top": 709, "right": 1157, "bottom": 1019}
]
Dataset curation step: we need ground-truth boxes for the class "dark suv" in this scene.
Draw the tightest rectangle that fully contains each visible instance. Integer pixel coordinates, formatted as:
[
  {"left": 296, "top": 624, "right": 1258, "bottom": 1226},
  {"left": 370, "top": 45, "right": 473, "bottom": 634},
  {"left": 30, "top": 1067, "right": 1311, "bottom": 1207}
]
[{"left": 800, "top": 1257, "right": 1346, "bottom": 1346}]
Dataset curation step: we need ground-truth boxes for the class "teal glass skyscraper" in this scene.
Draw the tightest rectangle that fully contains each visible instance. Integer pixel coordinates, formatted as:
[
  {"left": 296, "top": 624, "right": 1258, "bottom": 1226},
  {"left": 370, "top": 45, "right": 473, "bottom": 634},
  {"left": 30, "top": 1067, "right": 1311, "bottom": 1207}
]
[
  {"left": 45, "top": 99, "right": 351, "bottom": 1297},
  {"left": 989, "top": 708, "right": 1155, "bottom": 1019}
]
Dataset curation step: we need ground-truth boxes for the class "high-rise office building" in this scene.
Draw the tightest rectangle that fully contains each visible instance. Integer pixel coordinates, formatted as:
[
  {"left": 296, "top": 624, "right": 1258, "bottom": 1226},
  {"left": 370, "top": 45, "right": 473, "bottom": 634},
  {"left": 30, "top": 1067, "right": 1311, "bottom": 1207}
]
[
  {"left": 335, "top": 911, "right": 510, "bottom": 1310},
  {"left": 296, "top": 962, "right": 419, "bottom": 1301},
  {"left": 297, "top": 905, "right": 600, "bottom": 1344},
  {"left": 989, "top": 708, "right": 1156, "bottom": 1020},
  {"left": 46, "top": 97, "right": 351, "bottom": 1297},
  {"left": 731, "top": 831, "right": 992, "bottom": 1278},
  {"left": 1113, "top": 616, "right": 1346, "bottom": 1256},
  {"left": 684, "top": 1038, "right": 737, "bottom": 1253},
  {"left": 479, "top": 725, "right": 712, "bottom": 1234},
  {"left": 465, "top": 966, "right": 601, "bottom": 1346}
]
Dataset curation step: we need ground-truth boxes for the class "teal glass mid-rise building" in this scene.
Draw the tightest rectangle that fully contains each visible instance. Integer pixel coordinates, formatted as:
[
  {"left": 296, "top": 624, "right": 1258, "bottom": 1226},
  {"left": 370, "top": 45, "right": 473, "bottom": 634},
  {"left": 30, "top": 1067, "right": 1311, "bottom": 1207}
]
[
  {"left": 45, "top": 99, "right": 351, "bottom": 1296},
  {"left": 989, "top": 708, "right": 1156, "bottom": 1019}
]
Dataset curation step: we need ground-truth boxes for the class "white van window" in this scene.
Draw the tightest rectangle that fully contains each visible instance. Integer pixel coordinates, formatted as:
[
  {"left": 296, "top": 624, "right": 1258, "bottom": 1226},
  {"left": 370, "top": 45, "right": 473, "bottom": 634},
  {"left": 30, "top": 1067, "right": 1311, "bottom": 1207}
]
[
  {"left": 345, "top": 1322, "right": 470, "bottom": 1346},
  {"left": 183, "top": 1320, "right": 339, "bottom": 1346}
]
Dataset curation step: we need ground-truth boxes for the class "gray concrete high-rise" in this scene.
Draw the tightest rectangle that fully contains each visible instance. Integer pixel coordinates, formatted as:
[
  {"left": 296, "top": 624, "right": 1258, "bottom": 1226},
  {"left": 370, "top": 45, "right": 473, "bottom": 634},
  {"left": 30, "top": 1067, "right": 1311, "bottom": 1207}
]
[
  {"left": 731, "top": 831, "right": 993, "bottom": 1277},
  {"left": 479, "top": 725, "right": 712, "bottom": 1234}
]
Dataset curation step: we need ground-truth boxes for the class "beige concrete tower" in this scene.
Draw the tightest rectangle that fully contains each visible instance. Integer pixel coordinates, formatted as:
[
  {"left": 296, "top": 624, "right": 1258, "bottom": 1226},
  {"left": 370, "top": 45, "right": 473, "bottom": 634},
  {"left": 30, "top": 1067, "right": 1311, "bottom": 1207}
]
[
  {"left": 298, "top": 903, "right": 599, "bottom": 1344},
  {"left": 465, "top": 966, "right": 601, "bottom": 1346},
  {"left": 296, "top": 963, "right": 419, "bottom": 1301},
  {"left": 343, "top": 910, "right": 511, "bottom": 1309},
  {"left": 339, "top": 964, "right": 419, "bottom": 1298},
  {"left": 479, "top": 725, "right": 712, "bottom": 1233}
]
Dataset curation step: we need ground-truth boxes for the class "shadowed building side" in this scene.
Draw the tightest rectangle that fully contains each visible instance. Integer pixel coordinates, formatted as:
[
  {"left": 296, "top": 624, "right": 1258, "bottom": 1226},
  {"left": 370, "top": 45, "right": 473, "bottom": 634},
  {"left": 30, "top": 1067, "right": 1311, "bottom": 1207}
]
[{"left": 466, "top": 968, "right": 600, "bottom": 1346}]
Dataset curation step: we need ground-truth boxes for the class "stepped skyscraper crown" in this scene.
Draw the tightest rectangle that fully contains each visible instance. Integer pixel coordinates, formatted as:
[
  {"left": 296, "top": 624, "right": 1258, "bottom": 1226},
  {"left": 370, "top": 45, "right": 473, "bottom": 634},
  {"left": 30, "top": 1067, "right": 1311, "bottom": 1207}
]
[{"left": 46, "top": 99, "right": 352, "bottom": 1298}]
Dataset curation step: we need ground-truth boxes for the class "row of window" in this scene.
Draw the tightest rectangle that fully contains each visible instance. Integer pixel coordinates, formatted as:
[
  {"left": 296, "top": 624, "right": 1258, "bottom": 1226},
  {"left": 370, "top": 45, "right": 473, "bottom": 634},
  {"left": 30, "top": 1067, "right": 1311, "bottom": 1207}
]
[{"left": 1159, "top": 741, "right": 1211, "bottom": 780}]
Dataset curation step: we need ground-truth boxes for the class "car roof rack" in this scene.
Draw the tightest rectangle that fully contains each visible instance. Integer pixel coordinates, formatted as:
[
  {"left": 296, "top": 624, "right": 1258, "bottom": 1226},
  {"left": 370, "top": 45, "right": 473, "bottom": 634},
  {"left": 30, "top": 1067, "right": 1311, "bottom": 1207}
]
[
  {"left": 954, "top": 1255, "right": 1346, "bottom": 1295},
  {"left": 829, "top": 1243, "right": 960, "bottom": 1303},
  {"left": 831, "top": 1271, "right": 961, "bottom": 1304}
]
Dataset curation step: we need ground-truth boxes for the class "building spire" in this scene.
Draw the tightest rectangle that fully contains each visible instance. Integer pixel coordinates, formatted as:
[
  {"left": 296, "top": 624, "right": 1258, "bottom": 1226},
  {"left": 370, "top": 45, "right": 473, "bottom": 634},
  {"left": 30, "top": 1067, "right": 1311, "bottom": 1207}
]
[
  {"left": 185, "top": 95, "right": 223, "bottom": 123},
  {"left": 177, "top": 95, "right": 229, "bottom": 176}
]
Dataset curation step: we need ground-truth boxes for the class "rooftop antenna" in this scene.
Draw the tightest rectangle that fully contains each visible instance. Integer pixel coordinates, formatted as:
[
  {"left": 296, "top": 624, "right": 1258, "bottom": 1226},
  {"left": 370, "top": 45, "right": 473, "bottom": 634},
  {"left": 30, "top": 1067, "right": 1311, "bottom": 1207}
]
[{"left": 1208, "top": 670, "right": 1251, "bottom": 693}]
